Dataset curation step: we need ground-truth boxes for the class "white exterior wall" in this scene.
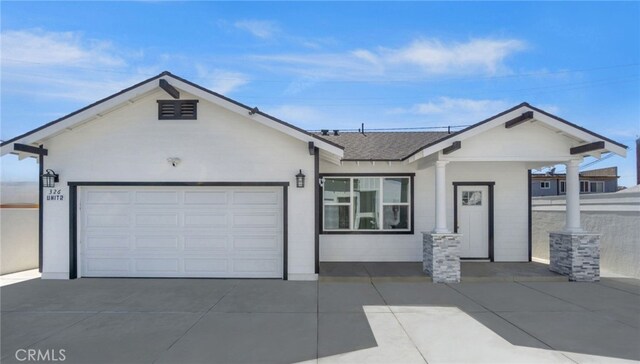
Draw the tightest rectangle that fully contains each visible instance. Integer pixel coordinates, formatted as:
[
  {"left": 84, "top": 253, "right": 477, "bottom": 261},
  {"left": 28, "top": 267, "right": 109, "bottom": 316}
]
[
  {"left": 40, "top": 90, "right": 316, "bottom": 279},
  {"left": 319, "top": 160, "right": 529, "bottom": 262}
]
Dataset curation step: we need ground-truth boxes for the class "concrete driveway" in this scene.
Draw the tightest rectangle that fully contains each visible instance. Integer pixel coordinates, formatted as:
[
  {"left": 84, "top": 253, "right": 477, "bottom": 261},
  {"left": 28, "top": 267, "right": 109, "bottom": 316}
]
[{"left": 1, "top": 278, "right": 639, "bottom": 363}]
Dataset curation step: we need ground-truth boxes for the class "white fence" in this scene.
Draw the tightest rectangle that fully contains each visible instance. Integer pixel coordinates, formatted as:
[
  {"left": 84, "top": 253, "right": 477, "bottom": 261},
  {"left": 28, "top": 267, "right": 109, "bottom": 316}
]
[
  {"left": 1, "top": 182, "right": 39, "bottom": 275},
  {"left": 532, "top": 189, "right": 640, "bottom": 279}
]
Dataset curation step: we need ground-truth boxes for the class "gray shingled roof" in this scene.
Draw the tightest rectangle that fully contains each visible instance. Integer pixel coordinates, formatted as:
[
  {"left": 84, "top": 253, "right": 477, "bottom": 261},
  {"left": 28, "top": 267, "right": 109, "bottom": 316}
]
[{"left": 313, "top": 132, "right": 450, "bottom": 160}]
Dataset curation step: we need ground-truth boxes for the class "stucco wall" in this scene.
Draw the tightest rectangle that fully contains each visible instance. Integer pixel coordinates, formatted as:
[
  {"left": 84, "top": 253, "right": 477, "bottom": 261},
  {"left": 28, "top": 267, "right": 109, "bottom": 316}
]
[
  {"left": 40, "top": 90, "right": 316, "bottom": 279},
  {"left": 532, "top": 192, "right": 640, "bottom": 278},
  {"left": 319, "top": 161, "right": 529, "bottom": 262}
]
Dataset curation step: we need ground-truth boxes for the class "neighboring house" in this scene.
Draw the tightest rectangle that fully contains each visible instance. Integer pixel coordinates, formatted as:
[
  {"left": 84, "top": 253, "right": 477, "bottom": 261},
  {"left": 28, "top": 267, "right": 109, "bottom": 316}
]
[
  {"left": 531, "top": 167, "right": 619, "bottom": 197},
  {"left": 0, "top": 72, "right": 627, "bottom": 280}
]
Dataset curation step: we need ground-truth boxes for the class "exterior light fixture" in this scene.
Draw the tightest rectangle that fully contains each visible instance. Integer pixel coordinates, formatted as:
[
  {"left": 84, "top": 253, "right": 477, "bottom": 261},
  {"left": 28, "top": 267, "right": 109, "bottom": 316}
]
[
  {"left": 296, "top": 169, "right": 306, "bottom": 188},
  {"left": 42, "top": 169, "right": 59, "bottom": 188}
]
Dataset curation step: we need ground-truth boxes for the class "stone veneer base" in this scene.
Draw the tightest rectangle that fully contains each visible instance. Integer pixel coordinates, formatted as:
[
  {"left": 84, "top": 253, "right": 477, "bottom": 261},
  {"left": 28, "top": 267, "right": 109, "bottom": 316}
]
[
  {"left": 549, "top": 231, "right": 600, "bottom": 282},
  {"left": 423, "top": 232, "right": 462, "bottom": 283}
]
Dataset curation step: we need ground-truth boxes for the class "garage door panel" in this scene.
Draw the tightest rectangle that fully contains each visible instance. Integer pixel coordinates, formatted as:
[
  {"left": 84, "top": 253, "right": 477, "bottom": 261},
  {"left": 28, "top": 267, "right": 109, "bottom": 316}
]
[
  {"left": 184, "top": 191, "right": 228, "bottom": 205},
  {"left": 184, "top": 258, "right": 228, "bottom": 273},
  {"left": 85, "top": 235, "right": 130, "bottom": 250},
  {"left": 86, "top": 214, "right": 130, "bottom": 227},
  {"left": 134, "top": 191, "right": 179, "bottom": 204},
  {"left": 134, "top": 236, "right": 179, "bottom": 250},
  {"left": 85, "top": 258, "right": 131, "bottom": 274},
  {"left": 135, "top": 259, "right": 179, "bottom": 273},
  {"left": 232, "top": 212, "right": 279, "bottom": 228},
  {"left": 233, "top": 191, "right": 279, "bottom": 205},
  {"left": 85, "top": 191, "right": 130, "bottom": 204},
  {"left": 135, "top": 213, "right": 179, "bottom": 227},
  {"left": 184, "top": 212, "right": 227, "bottom": 227},
  {"left": 233, "top": 235, "right": 280, "bottom": 250},
  {"left": 81, "top": 186, "right": 283, "bottom": 278},
  {"left": 184, "top": 236, "right": 228, "bottom": 250},
  {"left": 233, "top": 258, "right": 279, "bottom": 273}
]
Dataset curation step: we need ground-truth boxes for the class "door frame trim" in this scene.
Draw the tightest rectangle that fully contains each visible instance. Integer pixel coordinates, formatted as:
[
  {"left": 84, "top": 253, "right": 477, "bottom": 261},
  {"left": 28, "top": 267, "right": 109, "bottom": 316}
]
[
  {"left": 67, "top": 181, "right": 290, "bottom": 280},
  {"left": 453, "top": 181, "right": 495, "bottom": 262}
]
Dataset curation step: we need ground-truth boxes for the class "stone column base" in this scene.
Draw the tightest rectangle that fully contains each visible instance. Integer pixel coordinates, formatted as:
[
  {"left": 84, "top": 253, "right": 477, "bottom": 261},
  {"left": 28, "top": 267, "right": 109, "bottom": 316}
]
[
  {"left": 423, "top": 232, "right": 462, "bottom": 283},
  {"left": 549, "top": 231, "right": 600, "bottom": 282}
]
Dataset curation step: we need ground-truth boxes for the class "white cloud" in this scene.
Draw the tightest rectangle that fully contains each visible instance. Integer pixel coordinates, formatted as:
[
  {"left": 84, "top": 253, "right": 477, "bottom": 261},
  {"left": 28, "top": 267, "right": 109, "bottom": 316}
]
[
  {"left": 385, "top": 38, "right": 525, "bottom": 74},
  {"left": 0, "top": 29, "right": 144, "bottom": 102},
  {"left": 1, "top": 29, "right": 125, "bottom": 67},
  {"left": 253, "top": 37, "right": 526, "bottom": 80},
  {"left": 388, "top": 97, "right": 511, "bottom": 124},
  {"left": 195, "top": 65, "right": 249, "bottom": 94},
  {"left": 234, "top": 20, "right": 280, "bottom": 39}
]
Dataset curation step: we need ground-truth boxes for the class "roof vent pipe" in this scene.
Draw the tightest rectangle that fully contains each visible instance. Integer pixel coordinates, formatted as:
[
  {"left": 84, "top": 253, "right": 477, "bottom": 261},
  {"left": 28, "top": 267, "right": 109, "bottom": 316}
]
[
  {"left": 321, "top": 129, "right": 329, "bottom": 136},
  {"left": 333, "top": 130, "right": 339, "bottom": 136}
]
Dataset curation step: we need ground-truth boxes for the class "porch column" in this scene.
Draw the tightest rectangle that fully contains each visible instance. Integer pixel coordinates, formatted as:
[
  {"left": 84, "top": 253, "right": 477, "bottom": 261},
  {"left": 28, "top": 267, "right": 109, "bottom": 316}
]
[
  {"left": 564, "top": 159, "right": 582, "bottom": 232},
  {"left": 549, "top": 158, "right": 600, "bottom": 282},
  {"left": 434, "top": 160, "right": 449, "bottom": 233},
  {"left": 424, "top": 160, "right": 461, "bottom": 283}
]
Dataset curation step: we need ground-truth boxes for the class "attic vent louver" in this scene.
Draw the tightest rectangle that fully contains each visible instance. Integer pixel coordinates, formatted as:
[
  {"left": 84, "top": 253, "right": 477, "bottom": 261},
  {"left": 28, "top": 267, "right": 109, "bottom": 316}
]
[
  {"left": 321, "top": 129, "right": 329, "bottom": 135},
  {"left": 157, "top": 100, "right": 199, "bottom": 120}
]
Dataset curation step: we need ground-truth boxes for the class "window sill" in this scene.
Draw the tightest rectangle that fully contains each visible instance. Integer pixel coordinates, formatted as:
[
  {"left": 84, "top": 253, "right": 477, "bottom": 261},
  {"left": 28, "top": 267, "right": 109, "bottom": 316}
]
[{"left": 321, "top": 230, "right": 414, "bottom": 235}]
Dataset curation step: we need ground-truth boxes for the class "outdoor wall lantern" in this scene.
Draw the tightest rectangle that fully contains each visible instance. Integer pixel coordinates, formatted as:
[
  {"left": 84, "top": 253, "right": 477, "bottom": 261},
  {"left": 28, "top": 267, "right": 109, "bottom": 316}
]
[
  {"left": 296, "top": 169, "right": 306, "bottom": 188},
  {"left": 42, "top": 169, "right": 59, "bottom": 188}
]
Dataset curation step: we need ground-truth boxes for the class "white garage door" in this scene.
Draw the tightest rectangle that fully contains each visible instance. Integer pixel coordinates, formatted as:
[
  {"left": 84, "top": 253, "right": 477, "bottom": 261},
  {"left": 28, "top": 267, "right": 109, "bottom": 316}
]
[{"left": 80, "top": 186, "right": 283, "bottom": 278}]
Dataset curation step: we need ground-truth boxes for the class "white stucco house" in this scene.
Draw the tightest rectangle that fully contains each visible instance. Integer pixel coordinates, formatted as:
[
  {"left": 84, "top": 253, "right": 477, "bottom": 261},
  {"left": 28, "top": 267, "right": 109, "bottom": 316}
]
[{"left": 0, "top": 72, "right": 627, "bottom": 281}]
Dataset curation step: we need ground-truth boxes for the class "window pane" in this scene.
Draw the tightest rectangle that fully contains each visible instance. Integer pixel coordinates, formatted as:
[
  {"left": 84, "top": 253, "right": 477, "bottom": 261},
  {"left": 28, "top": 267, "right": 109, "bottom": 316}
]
[
  {"left": 383, "top": 178, "right": 409, "bottom": 203},
  {"left": 353, "top": 178, "right": 380, "bottom": 230},
  {"left": 591, "top": 182, "right": 604, "bottom": 193},
  {"left": 383, "top": 205, "right": 409, "bottom": 229},
  {"left": 324, "top": 205, "right": 350, "bottom": 229},
  {"left": 462, "top": 191, "right": 482, "bottom": 206},
  {"left": 323, "top": 178, "right": 350, "bottom": 203}
]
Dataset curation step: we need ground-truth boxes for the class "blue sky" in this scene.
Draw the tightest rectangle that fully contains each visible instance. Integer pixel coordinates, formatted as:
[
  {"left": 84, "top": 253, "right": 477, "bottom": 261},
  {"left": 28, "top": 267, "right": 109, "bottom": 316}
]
[{"left": 1, "top": 1, "right": 639, "bottom": 186}]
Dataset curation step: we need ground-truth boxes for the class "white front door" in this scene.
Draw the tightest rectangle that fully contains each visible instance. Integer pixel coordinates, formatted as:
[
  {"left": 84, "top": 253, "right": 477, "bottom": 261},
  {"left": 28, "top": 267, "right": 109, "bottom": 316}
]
[
  {"left": 79, "top": 186, "right": 283, "bottom": 278},
  {"left": 457, "top": 185, "right": 489, "bottom": 259}
]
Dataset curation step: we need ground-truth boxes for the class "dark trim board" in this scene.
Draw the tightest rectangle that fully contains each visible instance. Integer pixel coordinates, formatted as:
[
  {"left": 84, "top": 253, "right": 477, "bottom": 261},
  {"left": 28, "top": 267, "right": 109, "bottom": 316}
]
[
  {"left": 67, "top": 181, "right": 289, "bottom": 280},
  {"left": 68, "top": 181, "right": 290, "bottom": 187},
  {"left": 453, "top": 181, "right": 495, "bottom": 262},
  {"left": 314, "top": 148, "right": 320, "bottom": 274},
  {"left": 319, "top": 173, "right": 415, "bottom": 235},
  {"left": 528, "top": 170, "right": 533, "bottom": 262},
  {"left": 38, "top": 145, "right": 44, "bottom": 272},
  {"left": 320, "top": 173, "right": 416, "bottom": 177},
  {"left": 15, "top": 143, "right": 48, "bottom": 155}
]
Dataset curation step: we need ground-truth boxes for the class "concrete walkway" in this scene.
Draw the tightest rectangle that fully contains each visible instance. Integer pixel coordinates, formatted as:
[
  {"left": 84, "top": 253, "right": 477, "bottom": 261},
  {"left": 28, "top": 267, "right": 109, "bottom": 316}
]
[{"left": 1, "top": 278, "right": 638, "bottom": 363}]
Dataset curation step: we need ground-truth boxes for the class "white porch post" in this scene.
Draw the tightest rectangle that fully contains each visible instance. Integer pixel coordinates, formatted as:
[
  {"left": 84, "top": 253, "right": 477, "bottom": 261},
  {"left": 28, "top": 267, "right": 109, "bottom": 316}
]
[
  {"left": 564, "top": 159, "right": 582, "bottom": 232},
  {"left": 434, "top": 160, "right": 449, "bottom": 233}
]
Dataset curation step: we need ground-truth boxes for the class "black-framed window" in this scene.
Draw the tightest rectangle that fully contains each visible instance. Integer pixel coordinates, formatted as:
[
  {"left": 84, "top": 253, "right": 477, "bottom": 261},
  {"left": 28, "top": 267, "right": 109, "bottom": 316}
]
[
  {"left": 157, "top": 100, "right": 198, "bottom": 120},
  {"left": 322, "top": 176, "right": 412, "bottom": 232}
]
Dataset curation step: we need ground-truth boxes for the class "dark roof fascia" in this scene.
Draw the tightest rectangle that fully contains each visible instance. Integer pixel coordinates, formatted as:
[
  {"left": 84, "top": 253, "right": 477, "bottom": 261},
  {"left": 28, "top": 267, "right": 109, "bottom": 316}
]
[
  {"left": 0, "top": 72, "right": 168, "bottom": 147},
  {"left": 164, "top": 73, "right": 344, "bottom": 151},
  {"left": 1, "top": 71, "right": 344, "bottom": 152},
  {"left": 401, "top": 102, "right": 628, "bottom": 161}
]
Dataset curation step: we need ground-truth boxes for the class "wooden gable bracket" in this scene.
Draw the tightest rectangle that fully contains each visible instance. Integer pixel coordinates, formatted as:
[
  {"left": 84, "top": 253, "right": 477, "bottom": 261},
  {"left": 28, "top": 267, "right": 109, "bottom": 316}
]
[
  {"left": 159, "top": 79, "right": 180, "bottom": 99},
  {"left": 14, "top": 143, "right": 48, "bottom": 156},
  {"left": 505, "top": 111, "right": 534, "bottom": 128},
  {"left": 443, "top": 141, "right": 461, "bottom": 155},
  {"left": 308, "top": 141, "right": 315, "bottom": 155},
  {"left": 570, "top": 141, "right": 605, "bottom": 155}
]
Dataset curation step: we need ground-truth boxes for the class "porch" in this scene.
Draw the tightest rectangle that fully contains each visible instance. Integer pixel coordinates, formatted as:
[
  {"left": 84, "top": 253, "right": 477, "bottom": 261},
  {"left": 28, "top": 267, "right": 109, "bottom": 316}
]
[{"left": 319, "top": 262, "right": 567, "bottom": 283}]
